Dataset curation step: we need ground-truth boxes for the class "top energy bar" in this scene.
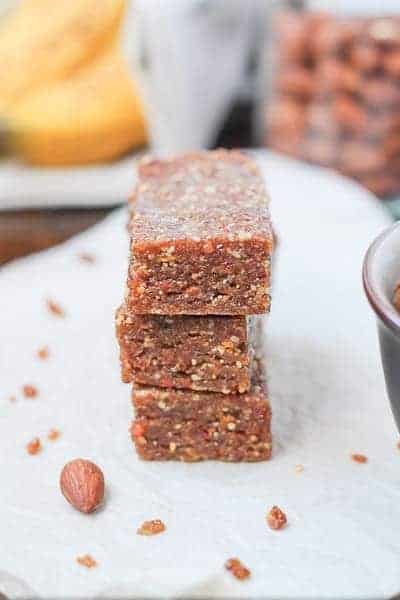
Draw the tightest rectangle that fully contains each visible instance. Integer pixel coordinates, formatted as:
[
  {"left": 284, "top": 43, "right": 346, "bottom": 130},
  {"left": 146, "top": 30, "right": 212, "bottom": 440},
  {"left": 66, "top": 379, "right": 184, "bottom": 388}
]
[{"left": 126, "top": 149, "right": 273, "bottom": 315}]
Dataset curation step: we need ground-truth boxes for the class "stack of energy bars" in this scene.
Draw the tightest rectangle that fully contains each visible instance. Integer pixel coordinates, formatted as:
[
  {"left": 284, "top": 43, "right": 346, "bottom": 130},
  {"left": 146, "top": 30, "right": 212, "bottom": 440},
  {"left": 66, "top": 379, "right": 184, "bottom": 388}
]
[{"left": 116, "top": 149, "right": 274, "bottom": 462}]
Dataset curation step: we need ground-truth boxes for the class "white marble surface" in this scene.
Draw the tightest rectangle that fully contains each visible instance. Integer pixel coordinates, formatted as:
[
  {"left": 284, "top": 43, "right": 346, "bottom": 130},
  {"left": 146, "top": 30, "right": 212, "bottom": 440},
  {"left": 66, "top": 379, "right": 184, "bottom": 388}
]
[{"left": 0, "top": 153, "right": 398, "bottom": 599}]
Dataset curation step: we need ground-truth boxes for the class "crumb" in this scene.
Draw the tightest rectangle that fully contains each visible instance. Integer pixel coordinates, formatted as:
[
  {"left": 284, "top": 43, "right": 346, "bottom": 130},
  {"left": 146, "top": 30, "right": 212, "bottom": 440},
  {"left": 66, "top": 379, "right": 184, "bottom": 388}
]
[
  {"left": 37, "top": 346, "right": 50, "bottom": 360},
  {"left": 351, "top": 453, "right": 368, "bottom": 464},
  {"left": 9, "top": 395, "right": 16, "bottom": 402},
  {"left": 78, "top": 252, "right": 96, "bottom": 264},
  {"left": 225, "top": 558, "right": 251, "bottom": 581},
  {"left": 76, "top": 554, "right": 97, "bottom": 569},
  {"left": 22, "top": 384, "right": 38, "bottom": 399},
  {"left": 137, "top": 519, "right": 166, "bottom": 536},
  {"left": 267, "top": 506, "right": 287, "bottom": 530},
  {"left": 46, "top": 299, "right": 65, "bottom": 318},
  {"left": 26, "top": 437, "right": 41, "bottom": 455},
  {"left": 47, "top": 429, "right": 61, "bottom": 441}
]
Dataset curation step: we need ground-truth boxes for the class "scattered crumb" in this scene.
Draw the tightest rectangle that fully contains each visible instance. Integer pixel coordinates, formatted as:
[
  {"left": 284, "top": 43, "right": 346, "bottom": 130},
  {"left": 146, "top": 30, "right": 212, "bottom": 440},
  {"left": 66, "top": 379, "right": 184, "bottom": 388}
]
[
  {"left": 295, "top": 464, "right": 304, "bottom": 473},
  {"left": 137, "top": 519, "right": 166, "bottom": 536},
  {"left": 267, "top": 506, "right": 287, "bottom": 531},
  {"left": 225, "top": 558, "right": 251, "bottom": 581},
  {"left": 47, "top": 429, "right": 61, "bottom": 441},
  {"left": 9, "top": 395, "right": 16, "bottom": 402},
  {"left": 26, "top": 437, "right": 41, "bottom": 455},
  {"left": 22, "top": 384, "right": 38, "bottom": 399},
  {"left": 78, "top": 252, "right": 96, "bottom": 264},
  {"left": 46, "top": 299, "right": 65, "bottom": 318},
  {"left": 76, "top": 555, "right": 97, "bottom": 569},
  {"left": 37, "top": 346, "right": 50, "bottom": 360},
  {"left": 351, "top": 453, "right": 368, "bottom": 464}
]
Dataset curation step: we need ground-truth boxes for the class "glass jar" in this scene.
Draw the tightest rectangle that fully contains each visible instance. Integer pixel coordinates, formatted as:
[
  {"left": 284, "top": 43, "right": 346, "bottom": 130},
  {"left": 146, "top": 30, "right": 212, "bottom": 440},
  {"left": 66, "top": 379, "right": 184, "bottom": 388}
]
[{"left": 262, "top": 1, "right": 400, "bottom": 199}]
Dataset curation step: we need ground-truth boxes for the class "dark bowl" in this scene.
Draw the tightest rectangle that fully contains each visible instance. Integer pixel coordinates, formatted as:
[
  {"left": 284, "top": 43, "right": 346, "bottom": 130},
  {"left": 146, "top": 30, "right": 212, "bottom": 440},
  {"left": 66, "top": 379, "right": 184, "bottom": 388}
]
[{"left": 363, "top": 221, "right": 400, "bottom": 431}]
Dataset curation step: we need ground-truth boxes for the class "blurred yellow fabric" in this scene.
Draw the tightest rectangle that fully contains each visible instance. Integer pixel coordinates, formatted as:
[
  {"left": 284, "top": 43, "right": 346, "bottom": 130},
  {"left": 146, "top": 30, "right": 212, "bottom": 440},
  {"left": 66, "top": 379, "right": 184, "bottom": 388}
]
[
  {"left": 0, "top": 0, "right": 147, "bottom": 165},
  {"left": 8, "top": 46, "right": 147, "bottom": 165}
]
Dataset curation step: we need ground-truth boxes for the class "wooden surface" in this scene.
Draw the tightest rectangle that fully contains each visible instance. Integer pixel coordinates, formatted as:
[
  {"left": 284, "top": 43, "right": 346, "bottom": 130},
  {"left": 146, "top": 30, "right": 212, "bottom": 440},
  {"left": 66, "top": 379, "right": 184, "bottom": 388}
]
[{"left": 0, "top": 208, "right": 114, "bottom": 265}]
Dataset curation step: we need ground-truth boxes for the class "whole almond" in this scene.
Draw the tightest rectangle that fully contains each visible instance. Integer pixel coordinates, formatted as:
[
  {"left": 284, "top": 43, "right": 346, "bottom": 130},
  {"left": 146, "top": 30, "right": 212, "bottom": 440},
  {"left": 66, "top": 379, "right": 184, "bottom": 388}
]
[{"left": 60, "top": 459, "right": 104, "bottom": 514}]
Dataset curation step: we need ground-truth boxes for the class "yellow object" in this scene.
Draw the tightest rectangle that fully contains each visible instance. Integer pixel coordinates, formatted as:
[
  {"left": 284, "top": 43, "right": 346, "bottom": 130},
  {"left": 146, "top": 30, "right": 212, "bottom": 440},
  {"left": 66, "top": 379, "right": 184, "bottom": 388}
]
[
  {"left": 0, "top": 0, "right": 126, "bottom": 114},
  {"left": 8, "top": 47, "right": 147, "bottom": 166}
]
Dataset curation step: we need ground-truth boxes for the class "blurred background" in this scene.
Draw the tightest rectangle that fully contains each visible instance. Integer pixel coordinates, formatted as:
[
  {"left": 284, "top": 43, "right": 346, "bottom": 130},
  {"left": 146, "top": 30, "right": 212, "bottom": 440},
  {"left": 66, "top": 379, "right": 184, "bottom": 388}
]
[{"left": 0, "top": 0, "right": 399, "bottom": 263}]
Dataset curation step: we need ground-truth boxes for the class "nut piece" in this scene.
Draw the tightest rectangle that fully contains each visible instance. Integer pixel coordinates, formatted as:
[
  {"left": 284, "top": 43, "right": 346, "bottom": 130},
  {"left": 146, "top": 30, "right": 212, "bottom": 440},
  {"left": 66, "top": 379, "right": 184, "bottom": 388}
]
[
  {"left": 37, "top": 346, "right": 50, "bottom": 360},
  {"left": 225, "top": 558, "right": 251, "bottom": 581},
  {"left": 76, "top": 554, "right": 97, "bottom": 569},
  {"left": 267, "top": 505, "right": 287, "bottom": 530},
  {"left": 275, "top": 12, "right": 309, "bottom": 64},
  {"left": 317, "top": 59, "right": 360, "bottom": 94},
  {"left": 333, "top": 96, "right": 366, "bottom": 133},
  {"left": 60, "top": 459, "right": 104, "bottom": 514},
  {"left": 137, "top": 519, "right": 166, "bottom": 536},
  {"left": 48, "top": 429, "right": 61, "bottom": 441},
  {"left": 384, "top": 51, "right": 400, "bottom": 78},
  {"left": 351, "top": 44, "right": 380, "bottom": 72},
  {"left": 46, "top": 298, "right": 65, "bottom": 318},
  {"left": 26, "top": 437, "right": 41, "bottom": 455},
  {"left": 351, "top": 453, "right": 368, "bottom": 464},
  {"left": 276, "top": 67, "right": 315, "bottom": 100},
  {"left": 22, "top": 384, "right": 38, "bottom": 399}
]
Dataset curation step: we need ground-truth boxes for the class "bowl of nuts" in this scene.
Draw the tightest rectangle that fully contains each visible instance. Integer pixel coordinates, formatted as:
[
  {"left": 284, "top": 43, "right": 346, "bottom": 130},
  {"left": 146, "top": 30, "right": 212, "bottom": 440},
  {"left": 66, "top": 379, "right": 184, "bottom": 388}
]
[
  {"left": 263, "top": 9, "right": 400, "bottom": 200},
  {"left": 363, "top": 220, "right": 400, "bottom": 431}
]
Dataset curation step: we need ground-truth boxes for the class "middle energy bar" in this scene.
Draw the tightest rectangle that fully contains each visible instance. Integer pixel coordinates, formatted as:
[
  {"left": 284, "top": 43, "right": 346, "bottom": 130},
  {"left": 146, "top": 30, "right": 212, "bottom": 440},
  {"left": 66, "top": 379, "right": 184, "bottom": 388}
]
[{"left": 116, "top": 305, "right": 260, "bottom": 394}]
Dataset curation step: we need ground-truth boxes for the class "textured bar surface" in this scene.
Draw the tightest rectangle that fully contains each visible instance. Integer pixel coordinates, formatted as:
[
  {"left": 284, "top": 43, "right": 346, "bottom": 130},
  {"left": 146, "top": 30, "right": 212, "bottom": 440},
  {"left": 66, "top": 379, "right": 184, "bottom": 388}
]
[
  {"left": 127, "top": 149, "right": 273, "bottom": 315},
  {"left": 116, "top": 304, "right": 257, "bottom": 394},
  {"left": 131, "top": 337, "right": 271, "bottom": 462}
]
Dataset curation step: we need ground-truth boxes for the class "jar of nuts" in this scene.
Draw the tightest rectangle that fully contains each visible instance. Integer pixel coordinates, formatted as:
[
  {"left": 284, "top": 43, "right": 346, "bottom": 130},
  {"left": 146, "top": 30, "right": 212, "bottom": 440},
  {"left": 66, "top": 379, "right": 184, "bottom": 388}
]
[{"left": 262, "top": 1, "right": 400, "bottom": 199}]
